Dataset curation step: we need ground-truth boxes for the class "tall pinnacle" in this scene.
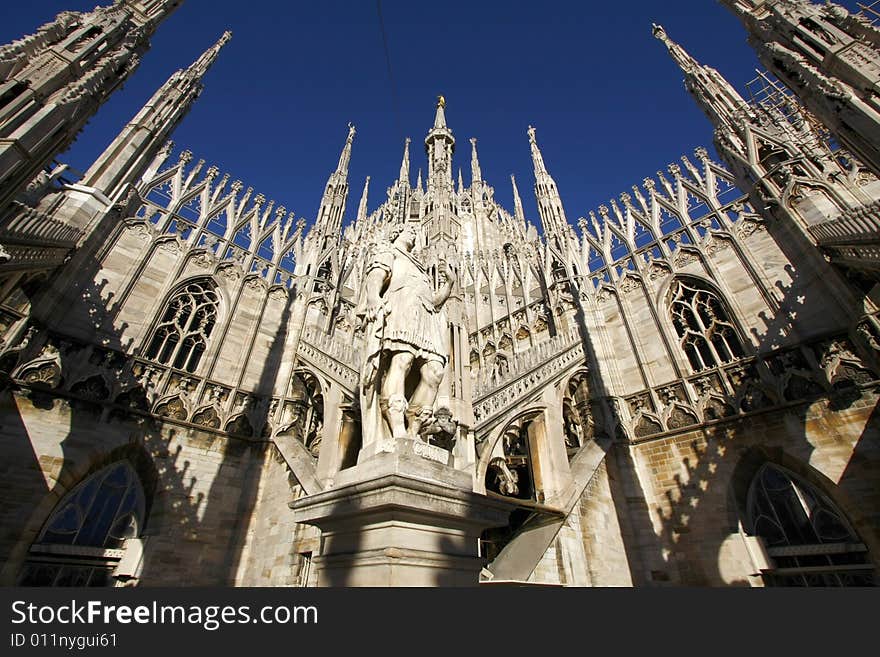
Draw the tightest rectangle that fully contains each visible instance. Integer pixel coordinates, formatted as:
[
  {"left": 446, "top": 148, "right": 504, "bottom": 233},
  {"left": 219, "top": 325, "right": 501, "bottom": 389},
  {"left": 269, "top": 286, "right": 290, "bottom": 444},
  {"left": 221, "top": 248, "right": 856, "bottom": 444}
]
[
  {"left": 527, "top": 125, "right": 568, "bottom": 245},
  {"left": 424, "top": 96, "right": 455, "bottom": 189},
  {"left": 398, "top": 138, "right": 411, "bottom": 186},
  {"left": 0, "top": 0, "right": 184, "bottom": 211},
  {"left": 357, "top": 175, "right": 370, "bottom": 223},
  {"left": 184, "top": 29, "right": 231, "bottom": 80},
  {"left": 335, "top": 122, "right": 356, "bottom": 177},
  {"left": 511, "top": 174, "right": 525, "bottom": 227},
  {"left": 652, "top": 23, "right": 750, "bottom": 131},
  {"left": 470, "top": 138, "right": 482, "bottom": 184},
  {"left": 81, "top": 30, "right": 231, "bottom": 199},
  {"left": 434, "top": 95, "right": 447, "bottom": 129},
  {"left": 315, "top": 122, "right": 354, "bottom": 235},
  {"left": 528, "top": 126, "right": 549, "bottom": 178},
  {"left": 652, "top": 24, "right": 698, "bottom": 75}
]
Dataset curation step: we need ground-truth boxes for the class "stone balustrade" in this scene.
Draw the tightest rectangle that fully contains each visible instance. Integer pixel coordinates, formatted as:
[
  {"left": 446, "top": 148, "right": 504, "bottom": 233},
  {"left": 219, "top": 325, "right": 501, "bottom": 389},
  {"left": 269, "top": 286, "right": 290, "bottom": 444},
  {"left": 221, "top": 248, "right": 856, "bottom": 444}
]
[
  {"left": 473, "top": 327, "right": 585, "bottom": 426},
  {"left": 810, "top": 202, "right": 880, "bottom": 246}
]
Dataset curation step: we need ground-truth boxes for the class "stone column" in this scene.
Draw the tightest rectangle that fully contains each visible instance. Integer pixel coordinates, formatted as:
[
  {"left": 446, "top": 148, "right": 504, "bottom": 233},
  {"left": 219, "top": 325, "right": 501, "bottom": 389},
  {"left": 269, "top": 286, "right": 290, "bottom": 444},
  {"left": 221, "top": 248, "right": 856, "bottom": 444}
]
[{"left": 291, "top": 437, "right": 515, "bottom": 586}]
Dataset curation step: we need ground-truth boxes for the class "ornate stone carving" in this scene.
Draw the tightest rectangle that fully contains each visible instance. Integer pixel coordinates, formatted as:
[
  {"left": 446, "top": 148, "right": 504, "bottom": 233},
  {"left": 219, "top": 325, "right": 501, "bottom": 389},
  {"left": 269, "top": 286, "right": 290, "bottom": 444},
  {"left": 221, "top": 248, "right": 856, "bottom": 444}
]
[
  {"left": 488, "top": 457, "right": 519, "bottom": 497},
  {"left": 673, "top": 249, "right": 700, "bottom": 268},
  {"left": 619, "top": 275, "right": 642, "bottom": 295},
  {"left": 69, "top": 374, "right": 110, "bottom": 401},
  {"left": 818, "top": 339, "right": 875, "bottom": 387},
  {"left": 15, "top": 342, "right": 62, "bottom": 389}
]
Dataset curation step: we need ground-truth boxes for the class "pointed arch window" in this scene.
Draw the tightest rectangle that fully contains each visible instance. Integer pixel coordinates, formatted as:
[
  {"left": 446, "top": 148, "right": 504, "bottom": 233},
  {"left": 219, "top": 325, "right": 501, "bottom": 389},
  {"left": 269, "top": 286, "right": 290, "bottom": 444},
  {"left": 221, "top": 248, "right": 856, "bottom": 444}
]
[
  {"left": 668, "top": 277, "right": 744, "bottom": 371},
  {"left": 746, "top": 464, "right": 875, "bottom": 586},
  {"left": 18, "top": 461, "right": 147, "bottom": 587},
  {"left": 145, "top": 279, "right": 219, "bottom": 373}
]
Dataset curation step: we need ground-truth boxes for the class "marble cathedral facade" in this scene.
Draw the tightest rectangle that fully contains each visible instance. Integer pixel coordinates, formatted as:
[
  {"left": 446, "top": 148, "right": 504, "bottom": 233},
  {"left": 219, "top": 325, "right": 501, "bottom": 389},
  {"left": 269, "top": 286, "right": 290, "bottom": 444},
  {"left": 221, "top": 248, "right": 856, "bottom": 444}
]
[{"left": 0, "top": 0, "right": 878, "bottom": 587}]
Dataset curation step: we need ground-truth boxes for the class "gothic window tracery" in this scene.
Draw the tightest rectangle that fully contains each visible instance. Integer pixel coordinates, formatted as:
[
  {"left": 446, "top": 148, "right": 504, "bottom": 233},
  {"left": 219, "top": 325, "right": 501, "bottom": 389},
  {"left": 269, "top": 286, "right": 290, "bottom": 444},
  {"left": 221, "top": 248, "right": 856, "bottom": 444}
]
[
  {"left": 145, "top": 279, "right": 219, "bottom": 373},
  {"left": 746, "top": 464, "right": 875, "bottom": 586},
  {"left": 668, "top": 277, "right": 744, "bottom": 371},
  {"left": 18, "top": 461, "right": 147, "bottom": 587}
]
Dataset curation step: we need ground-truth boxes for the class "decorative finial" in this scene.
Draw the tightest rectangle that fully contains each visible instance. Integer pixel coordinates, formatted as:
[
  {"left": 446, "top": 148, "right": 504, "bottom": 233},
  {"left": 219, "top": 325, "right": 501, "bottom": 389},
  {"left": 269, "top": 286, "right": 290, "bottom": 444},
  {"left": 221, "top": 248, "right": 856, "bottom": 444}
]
[
  {"left": 347, "top": 122, "right": 356, "bottom": 140},
  {"left": 437, "top": 95, "right": 446, "bottom": 108},
  {"left": 527, "top": 125, "right": 537, "bottom": 142},
  {"left": 652, "top": 23, "right": 666, "bottom": 40}
]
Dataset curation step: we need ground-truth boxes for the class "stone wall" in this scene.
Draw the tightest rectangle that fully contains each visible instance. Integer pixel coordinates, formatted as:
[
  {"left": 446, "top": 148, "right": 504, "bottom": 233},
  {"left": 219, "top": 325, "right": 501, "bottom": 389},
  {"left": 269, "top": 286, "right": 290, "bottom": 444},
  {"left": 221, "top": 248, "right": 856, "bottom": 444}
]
[
  {"left": 616, "top": 392, "right": 880, "bottom": 586},
  {"left": 0, "top": 391, "right": 266, "bottom": 585},
  {"left": 234, "top": 445, "right": 319, "bottom": 586},
  {"left": 576, "top": 458, "right": 633, "bottom": 586}
]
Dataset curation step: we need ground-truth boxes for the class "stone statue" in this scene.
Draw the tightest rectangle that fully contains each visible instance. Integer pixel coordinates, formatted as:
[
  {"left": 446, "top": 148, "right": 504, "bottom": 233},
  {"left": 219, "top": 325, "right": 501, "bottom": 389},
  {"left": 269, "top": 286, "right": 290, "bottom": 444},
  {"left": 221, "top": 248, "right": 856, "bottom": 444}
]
[{"left": 356, "top": 224, "right": 456, "bottom": 450}]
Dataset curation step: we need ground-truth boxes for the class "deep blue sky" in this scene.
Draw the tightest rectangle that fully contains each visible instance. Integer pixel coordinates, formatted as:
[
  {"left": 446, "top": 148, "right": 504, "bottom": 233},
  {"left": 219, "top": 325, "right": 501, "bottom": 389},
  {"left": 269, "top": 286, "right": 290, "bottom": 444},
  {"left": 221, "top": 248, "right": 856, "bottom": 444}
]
[{"left": 2, "top": 1, "right": 864, "bottom": 229}]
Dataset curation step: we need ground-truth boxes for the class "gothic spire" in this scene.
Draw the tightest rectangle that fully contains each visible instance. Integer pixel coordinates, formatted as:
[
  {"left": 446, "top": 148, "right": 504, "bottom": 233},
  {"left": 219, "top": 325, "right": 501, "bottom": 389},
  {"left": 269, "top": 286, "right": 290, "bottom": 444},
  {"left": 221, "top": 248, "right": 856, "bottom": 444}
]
[
  {"left": 183, "top": 29, "right": 231, "bottom": 81},
  {"left": 528, "top": 125, "right": 549, "bottom": 179},
  {"left": 652, "top": 23, "right": 699, "bottom": 75},
  {"left": 434, "top": 95, "right": 447, "bottom": 129},
  {"left": 718, "top": 1, "right": 880, "bottom": 176},
  {"left": 398, "top": 138, "right": 411, "bottom": 187},
  {"left": 0, "top": 0, "right": 182, "bottom": 211},
  {"left": 315, "top": 122, "right": 354, "bottom": 236},
  {"left": 81, "top": 30, "right": 231, "bottom": 202},
  {"left": 335, "top": 122, "right": 356, "bottom": 178},
  {"left": 424, "top": 96, "right": 455, "bottom": 190},
  {"left": 652, "top": 24, "right": 750, "bottom": 131},
  {"left": 527, "top": 125, "right": 568, "bottom": 247},
  {"left": 357, "top": 175, "right": 370, "bottom": 224},
  {"left": 511, "top": 174, "right": 525, "bottom": 228},
  {"left": 470, "top": 138, "right": 482, "bottom": 184}
]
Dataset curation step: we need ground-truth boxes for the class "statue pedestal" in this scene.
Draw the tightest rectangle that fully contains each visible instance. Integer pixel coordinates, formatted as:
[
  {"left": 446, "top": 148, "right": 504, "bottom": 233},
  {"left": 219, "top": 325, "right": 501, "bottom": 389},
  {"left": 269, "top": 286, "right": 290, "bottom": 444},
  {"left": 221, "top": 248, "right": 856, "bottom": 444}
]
[{"left": 290, "top": 438, "right": 515, "bottom": 586}]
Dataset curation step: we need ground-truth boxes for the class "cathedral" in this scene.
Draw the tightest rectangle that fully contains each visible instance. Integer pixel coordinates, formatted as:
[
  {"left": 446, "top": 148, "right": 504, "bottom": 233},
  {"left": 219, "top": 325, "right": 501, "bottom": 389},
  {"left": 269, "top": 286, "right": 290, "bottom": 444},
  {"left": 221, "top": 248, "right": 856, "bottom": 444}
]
[{"left": 0, "top": 0, "right": 878, "bottom": 587}]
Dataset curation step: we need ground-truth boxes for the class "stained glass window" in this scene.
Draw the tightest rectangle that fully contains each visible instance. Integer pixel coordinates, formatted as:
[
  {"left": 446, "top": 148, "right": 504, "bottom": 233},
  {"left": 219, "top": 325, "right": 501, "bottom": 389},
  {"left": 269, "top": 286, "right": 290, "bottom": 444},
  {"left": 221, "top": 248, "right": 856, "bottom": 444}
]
[
  {"left": 18, "top": 462, "right": 146, "bottom": 587},
  {"left": 746, "top": 464, "right": 875, "bottom": 586}
]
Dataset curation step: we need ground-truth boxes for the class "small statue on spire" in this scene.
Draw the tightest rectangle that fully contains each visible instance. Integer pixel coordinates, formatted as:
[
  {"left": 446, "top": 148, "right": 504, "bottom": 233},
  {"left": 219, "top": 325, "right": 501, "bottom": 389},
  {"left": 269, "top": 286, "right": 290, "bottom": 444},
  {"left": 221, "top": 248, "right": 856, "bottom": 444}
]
[{"left": 437, "top": 95, "right": 446, "bottom": 108}]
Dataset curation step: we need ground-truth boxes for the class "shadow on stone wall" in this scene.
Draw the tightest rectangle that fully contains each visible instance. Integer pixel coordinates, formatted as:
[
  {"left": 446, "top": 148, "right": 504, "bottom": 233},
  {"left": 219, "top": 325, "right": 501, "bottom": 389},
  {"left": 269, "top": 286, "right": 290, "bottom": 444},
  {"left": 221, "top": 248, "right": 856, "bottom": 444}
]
[
  {"left": 598, "top": 214, "right": 880, "bottom": 586},
  {"left": 0, "top": 199, "right": 302, "bottom": 586}
]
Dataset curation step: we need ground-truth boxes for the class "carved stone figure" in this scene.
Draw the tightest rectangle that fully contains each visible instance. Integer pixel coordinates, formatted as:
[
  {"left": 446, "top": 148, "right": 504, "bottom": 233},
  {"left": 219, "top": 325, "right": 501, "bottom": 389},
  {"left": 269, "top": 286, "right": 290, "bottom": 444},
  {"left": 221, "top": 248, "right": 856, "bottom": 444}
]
[
  {"left": 356, "top": 224, "right": 456, "bottom": 449},
  {"left": 489, "top": 456, "right": 520, "bottom": 497}
]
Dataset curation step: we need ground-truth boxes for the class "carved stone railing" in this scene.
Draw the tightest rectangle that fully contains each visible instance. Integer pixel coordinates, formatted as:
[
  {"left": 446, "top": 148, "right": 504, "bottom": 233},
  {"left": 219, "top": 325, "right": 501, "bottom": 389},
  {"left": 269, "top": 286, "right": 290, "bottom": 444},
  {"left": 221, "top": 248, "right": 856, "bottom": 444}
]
[
  {"left": 296, "top": 325, "right": 359, "bottom": 391},
  {"left": 809, "top": 202, "right": 880, "bottom": 246},
  {"left": 473, "top": 327, "right": 585, "bottom": 428},
  {"left": 473, "top": 326, "right": 581, "bottom": 398},
  {"left": 0, "top": 244, "right": 72, "bottom": 272},
  {"left": 0, "top": 203, "right": 83, "bottom": 247},
  {"left": 2, "top": 330, "right": 270, "bottom": 439},
  {"left": 0, "top": 203, "right": 83, "bottom": 272},
  {"left": 616, "top": 326, "right": 880, "bottom": 443},
  {"left": 827, "top": 244, "right": 880, "bottom": 266}
]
